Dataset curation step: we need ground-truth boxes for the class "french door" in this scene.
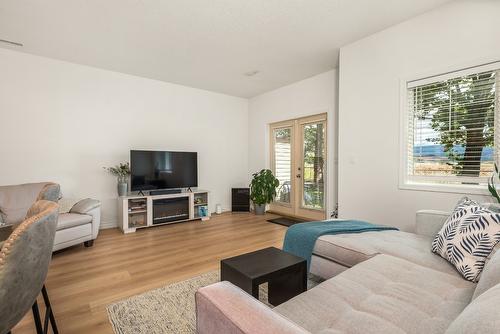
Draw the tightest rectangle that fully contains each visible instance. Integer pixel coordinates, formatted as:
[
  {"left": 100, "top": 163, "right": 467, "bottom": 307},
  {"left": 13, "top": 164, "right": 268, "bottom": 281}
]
[{"left": 269, "top": 113, "right": 327, "bottom": 220}]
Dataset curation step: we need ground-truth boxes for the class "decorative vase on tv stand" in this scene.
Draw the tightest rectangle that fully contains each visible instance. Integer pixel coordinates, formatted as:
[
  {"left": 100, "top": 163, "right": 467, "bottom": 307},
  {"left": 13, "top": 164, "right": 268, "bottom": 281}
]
[
  {"left": 104, "top": 162, "right": 131, "bottom": 197},
  {"left": 249, "top": 169, "right": 279, "bottom": 215},
  {"left": 117, "top": 175, "right": 128, "bottom": 197}
]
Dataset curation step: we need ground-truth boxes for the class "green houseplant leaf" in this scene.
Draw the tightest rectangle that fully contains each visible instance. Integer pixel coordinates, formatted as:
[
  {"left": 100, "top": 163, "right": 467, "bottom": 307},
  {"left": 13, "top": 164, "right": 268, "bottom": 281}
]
[
  {"left": 103, "top": 162, "right": 131, "bottom": 178},
  {"left": 249, "top": 169, "right": 280, "bottom": 205},
  {"left": 488, "top": 163, "right": 500, "bottom": 204}
]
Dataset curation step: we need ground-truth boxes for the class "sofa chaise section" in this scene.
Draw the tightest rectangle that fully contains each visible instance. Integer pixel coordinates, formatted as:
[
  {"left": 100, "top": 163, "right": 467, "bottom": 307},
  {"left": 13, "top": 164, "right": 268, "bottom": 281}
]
[
  {"left": 275, "top": 254, "right": 474, "bottom": 334},
  {"left": 196, "top": 253, "right": 480, "bottom": 334},
  {"left": 310, "top": 210, "right": 454, "bottom": 279}
]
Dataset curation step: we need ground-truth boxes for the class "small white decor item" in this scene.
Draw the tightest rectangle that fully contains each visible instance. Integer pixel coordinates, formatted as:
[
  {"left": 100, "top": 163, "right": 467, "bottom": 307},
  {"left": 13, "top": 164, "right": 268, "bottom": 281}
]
[
  {"left": 215, "top": 204, "right": 222, "bottom": 214},
  {"left": 432, "top": 197, "right": 500, "bottom": 282},
  {"left": 104, "top": 162, "right": 131, "bottom": 197}
]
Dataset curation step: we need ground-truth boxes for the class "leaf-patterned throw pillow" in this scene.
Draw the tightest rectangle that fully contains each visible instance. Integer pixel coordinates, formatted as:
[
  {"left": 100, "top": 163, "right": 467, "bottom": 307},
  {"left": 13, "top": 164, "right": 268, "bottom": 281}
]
[
  {"left": 432, "top": 198, "right": 500, "bottom": 282},
  {"left": 452, "top": 196, "right": 480, "bottom": 211}
]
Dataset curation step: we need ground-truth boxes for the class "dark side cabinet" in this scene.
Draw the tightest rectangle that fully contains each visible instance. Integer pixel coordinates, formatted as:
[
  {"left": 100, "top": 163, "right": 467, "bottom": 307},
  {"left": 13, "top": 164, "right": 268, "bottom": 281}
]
[{"left": 232, "top": 188, "right": 250, "bottom": 212}]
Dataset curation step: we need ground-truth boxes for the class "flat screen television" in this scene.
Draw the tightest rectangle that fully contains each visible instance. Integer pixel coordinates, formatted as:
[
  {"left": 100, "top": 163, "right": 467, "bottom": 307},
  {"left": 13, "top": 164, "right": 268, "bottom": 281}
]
[{"left": 130, "top": 150, "right": 198, "bottom": 191}]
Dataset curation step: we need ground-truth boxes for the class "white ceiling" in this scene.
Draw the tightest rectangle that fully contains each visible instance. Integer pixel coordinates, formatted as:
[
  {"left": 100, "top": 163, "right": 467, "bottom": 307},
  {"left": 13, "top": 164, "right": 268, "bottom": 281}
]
[{"left": 0, "top": 0, "right": 454, "bottom": 97}]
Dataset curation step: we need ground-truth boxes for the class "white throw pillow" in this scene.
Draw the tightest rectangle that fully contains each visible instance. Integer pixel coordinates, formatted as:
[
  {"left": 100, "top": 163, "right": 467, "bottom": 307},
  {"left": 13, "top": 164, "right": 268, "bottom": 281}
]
[
  {"left": 432, "top": 198, "right": 500, "bottom": 282},
  {"left": 58, "top": 198, "right": 81, "bottom": 214}
]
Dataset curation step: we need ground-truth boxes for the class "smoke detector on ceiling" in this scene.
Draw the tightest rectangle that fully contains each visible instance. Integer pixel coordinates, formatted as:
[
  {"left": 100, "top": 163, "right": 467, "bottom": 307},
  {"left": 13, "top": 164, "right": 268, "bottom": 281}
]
[
  {"left": 244, "top": 70, "right": 259, "bottom": 77},
  {"left": 0, "top": 38, "right": 23, "bottom": 47}
]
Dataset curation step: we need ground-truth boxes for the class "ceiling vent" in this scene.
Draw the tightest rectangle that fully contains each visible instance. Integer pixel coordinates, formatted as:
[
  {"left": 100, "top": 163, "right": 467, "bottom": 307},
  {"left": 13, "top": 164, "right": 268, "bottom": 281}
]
[{"left": 244, "top": 70, "right": 259, "bottom": 77}]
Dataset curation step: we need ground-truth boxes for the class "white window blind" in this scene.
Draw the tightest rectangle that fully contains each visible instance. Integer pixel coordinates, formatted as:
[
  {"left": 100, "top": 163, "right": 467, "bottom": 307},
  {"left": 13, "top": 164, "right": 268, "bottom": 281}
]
[{"left": 406, "top": 63, "right": 500, "bottom": 186}]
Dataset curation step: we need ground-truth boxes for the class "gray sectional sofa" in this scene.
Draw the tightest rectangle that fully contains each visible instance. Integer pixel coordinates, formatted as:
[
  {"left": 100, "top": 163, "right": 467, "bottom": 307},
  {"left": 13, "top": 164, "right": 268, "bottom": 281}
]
[{"left": 196, "top": 210, "right": 500, "bottom": 333}]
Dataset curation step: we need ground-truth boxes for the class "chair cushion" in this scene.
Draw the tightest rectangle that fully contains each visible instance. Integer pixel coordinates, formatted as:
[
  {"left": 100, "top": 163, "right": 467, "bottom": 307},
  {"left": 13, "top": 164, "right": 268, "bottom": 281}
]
[
  {"left": 275, "top": 255, "right": 475, "bottom": 334},
  {"left": 472, "top": 247, "right": 500, "bottom": 300},
  {"left": 313, "top": 230, "right": 459, "bottom": 276},
  {"left": 57, "top": 213, "right": 92, "bottom": 231},
  {"left": 431, "top": 200, "right": 500, "bottom": 282}
]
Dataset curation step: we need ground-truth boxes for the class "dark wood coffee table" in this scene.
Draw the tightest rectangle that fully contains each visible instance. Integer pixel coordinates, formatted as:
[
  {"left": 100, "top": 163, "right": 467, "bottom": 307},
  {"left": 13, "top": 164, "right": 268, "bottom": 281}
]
[{"left": 220, "top": 247, "right": 307, "bottom": 306}]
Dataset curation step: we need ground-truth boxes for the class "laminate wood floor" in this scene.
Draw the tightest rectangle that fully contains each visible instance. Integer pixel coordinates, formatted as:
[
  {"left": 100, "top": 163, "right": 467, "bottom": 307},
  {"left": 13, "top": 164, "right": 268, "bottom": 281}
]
[{"left": 12, "top": 212, "right": 286, "bottom": 334}]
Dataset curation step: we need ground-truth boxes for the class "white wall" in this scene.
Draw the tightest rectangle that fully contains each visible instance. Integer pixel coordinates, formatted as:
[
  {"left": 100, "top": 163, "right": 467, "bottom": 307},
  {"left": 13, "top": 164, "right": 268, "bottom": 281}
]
[
  {"left": 248, "top": 70, "right": 338, "bottom": 216},
  {"left": 0, "top": 48, "right": 249, "bottom": 228},
  {"left": 338, "top": 0, "right": 500, "bottom": 231}
]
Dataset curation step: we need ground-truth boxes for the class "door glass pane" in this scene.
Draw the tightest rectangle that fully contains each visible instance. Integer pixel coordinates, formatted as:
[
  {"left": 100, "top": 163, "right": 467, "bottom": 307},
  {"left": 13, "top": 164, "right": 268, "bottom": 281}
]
[
  {"left": 302, "top": 122, "right": 325, "bottom": 209},
  {"left": 273, "top": 128, "right": 292, "bottom": 204}
]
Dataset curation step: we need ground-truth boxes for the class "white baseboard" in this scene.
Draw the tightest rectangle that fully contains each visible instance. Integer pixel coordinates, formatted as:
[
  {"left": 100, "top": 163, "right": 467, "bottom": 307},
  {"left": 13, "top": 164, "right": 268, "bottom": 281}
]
[{"left": 100, "top": 220, "right": 118, "bottom": 229}]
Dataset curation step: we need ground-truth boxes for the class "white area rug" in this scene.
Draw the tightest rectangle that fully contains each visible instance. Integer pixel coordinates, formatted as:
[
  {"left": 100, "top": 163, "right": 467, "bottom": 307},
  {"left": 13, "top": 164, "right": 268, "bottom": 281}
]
[{"left": 107, "top": 270, "right": 321, "bottom": 334}]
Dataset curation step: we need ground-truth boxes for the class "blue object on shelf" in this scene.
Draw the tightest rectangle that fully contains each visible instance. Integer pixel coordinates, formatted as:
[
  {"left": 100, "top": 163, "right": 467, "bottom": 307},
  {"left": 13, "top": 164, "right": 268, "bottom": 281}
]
[{"left": 199, "top": 206, "right": 208, "bottom": 217}]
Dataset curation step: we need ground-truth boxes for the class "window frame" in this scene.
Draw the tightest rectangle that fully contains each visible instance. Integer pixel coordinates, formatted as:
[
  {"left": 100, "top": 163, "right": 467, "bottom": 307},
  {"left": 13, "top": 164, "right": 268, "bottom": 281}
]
[{"left": 399, "top": 61, "right": 500, "bottom": 195}]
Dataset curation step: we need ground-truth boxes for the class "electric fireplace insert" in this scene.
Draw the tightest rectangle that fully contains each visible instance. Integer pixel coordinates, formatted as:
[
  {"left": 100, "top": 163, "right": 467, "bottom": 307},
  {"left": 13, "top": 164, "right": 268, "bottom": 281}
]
[{"left": 152, "top": 197, "right": 190, "bottom": 225}]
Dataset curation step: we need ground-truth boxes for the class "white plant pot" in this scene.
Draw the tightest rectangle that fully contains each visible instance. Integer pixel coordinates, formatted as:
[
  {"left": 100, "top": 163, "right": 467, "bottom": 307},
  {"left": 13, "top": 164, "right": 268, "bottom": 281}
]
[{"left": 254, "top": 204, "right": 266, "bottom": 215}]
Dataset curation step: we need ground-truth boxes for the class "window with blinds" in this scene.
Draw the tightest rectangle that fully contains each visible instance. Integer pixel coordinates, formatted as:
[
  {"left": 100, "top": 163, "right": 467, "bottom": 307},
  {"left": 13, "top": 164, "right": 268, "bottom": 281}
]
[{"left": 405, "top": 63, "right": 500, "bottom": 186}]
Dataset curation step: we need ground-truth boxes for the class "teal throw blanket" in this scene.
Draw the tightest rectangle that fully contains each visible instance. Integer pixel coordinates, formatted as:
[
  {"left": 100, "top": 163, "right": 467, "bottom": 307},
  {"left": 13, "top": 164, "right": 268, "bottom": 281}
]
[{"left": 283, "top": 220, "right": 398, "bottom": 270}]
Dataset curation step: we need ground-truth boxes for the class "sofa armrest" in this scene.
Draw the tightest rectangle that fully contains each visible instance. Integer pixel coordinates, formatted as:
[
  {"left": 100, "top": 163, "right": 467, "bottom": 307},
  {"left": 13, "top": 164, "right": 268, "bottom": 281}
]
[
  {"left": 196, "top": 281, "right": 309, "bottom": 334},
  {"left": 70, "top": 199, "right": 101, "bottom": 239},
  {"left": 70, "top": 198, "right": 100, "bottom": 214},
  {"left": 415, "top": 210, "right": 449, "bottom": 237}
]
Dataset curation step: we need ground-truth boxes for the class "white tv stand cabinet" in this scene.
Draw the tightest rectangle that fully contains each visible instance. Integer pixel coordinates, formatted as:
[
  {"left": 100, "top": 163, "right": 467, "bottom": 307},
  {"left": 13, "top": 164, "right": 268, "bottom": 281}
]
[{"left": 118, "top": 189, "right": 210, "bottom": 234}]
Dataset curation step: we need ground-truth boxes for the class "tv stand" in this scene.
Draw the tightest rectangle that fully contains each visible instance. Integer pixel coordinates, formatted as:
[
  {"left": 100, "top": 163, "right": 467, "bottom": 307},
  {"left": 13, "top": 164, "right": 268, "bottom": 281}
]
[
  {"left": 118, "top": 189, "right": 210, "bottom": 233},
  {"left": 187, "top": 187, "right": 193, "bottom": 192},
  {"left": 137, "top": 190, "right": 146, "bottom": 196}
]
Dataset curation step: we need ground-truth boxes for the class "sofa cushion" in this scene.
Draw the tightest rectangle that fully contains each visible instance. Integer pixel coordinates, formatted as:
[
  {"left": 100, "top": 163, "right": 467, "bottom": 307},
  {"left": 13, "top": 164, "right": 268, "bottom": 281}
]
[
  {"left": 0, "top": 182, "right": 48, "bottom": 225},
  {"left": 310, "top": 255, "right": 349, "bottom": 279},
  {"left": 431, "top": 202, "right": 500, "bottom": 282},
  {"left": 313, "top": 230, "right": 459, "bottom": 276},
  {"left": 472, "top": 247, "right": 500, "bottom": 300},
  {"left": 57, "top": 213, "right": 92, "bottom": 231},
  {"left": 445, "top": 283, "right": 500, "bottom": 334},
  {"left": 415, "top": 210, "right": 449, "bottom": 238},
  {"left": 275, "top": 255, "right": 475, "bottom": 334}
]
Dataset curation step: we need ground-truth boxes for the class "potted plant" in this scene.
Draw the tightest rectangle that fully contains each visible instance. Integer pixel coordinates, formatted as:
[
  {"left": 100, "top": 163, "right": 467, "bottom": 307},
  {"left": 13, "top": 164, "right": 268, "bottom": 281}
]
[
  {"left": 104, "top": 162, "right": 131, "bottom": 196},
  {"left": 249, "top": 169, "right": 279, "bottom": 215}
]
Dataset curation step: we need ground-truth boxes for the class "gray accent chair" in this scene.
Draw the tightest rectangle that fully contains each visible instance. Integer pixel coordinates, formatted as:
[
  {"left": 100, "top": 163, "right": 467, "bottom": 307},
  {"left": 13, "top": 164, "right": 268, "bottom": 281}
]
[
  {"left": 0, "top": 200, "right": 59, "bottom": 334},
  {"left": 0, "top": 182, "right": 101, "bottom": 251},
  {"left": 196, "top": 209, "right": 500, "bottom": 333}
]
